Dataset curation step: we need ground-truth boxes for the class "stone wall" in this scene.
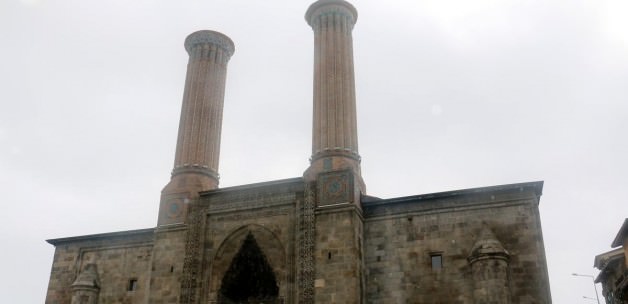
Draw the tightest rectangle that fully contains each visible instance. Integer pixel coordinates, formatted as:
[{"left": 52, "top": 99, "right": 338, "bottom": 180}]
[
  {"left": 46, "top": 180, "right": 551, "bottom": 304},
  {"left": 148, "top": 226, "right": 188, "bottom": 303},
  {"left": 363, "top": 182, "right": 551, "bottom": 304},
  {"left": 314, "top": 208, "right": 364, "bottom": 303},
  {"left": 45, "top": 229, "right": 154, "bottom": 304}
]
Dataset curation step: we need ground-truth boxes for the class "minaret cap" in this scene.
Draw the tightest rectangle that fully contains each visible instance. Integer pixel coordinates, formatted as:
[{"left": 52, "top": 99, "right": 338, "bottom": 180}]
[
  {"left": 184, "top": 30, "right": 235, "bottom": 57},
  {"left": 305, "top": 0, "right": 358, "bottom": 27}
]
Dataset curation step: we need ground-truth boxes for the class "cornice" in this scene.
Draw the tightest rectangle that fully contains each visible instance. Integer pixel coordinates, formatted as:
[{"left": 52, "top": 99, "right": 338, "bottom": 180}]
[
  {"left": 305, "top": 0, "right": 357, "bottom": 27},
  {"left": 184, "top": 30, "right": 235, "bottom": 58}
]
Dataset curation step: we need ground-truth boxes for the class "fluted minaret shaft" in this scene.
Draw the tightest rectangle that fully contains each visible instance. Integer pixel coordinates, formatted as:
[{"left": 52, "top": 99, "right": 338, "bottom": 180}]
[
  {"left": 304, "top": 5, "right": 365, "bottom": 303},
  {"left": 173, "top": 30, "right": 234, "bottom": 183},
  {"left": 158, "top": 30, "right": 234, "bottom": 226},
  {"left": 305, "top": 0, "right": 363, "bottom": 188}
]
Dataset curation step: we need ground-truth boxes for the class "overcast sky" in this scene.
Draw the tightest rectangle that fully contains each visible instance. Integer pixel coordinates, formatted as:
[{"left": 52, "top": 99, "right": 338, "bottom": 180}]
[{"left": 1, "top": 0, "right": 627, "bottom": 303}]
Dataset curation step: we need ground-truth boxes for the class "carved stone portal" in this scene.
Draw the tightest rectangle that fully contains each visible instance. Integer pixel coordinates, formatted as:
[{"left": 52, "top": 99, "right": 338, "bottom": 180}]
[{"left": 218, "top": 232, "right": 280, "bottom": 304}]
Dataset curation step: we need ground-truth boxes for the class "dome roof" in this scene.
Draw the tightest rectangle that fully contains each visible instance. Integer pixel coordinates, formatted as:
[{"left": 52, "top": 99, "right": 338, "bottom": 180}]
[
  {"left": 468, "top": 226, "right": 509, "bottom": 262},
  {"left": 71, "top": 263, "right": 100, "bottom": 289}
]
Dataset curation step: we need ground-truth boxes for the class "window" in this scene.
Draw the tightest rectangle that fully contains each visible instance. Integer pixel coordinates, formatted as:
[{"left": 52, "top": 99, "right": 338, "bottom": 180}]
[
  {"left": 431, "top": 254, "right": 442, "bottom": 270},
  {"left": 128, "top": 279, "right": 138, "bottom": 291}
]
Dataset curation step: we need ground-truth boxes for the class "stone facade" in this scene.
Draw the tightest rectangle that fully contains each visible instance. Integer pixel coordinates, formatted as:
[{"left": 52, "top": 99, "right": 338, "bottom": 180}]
[
  {"left": 595, "top": 219, "right": 628, "bottom": 303},
  {"left": 46, "top": 229, "right": 154, "bottom": 304},
  {"left": 363, "top": 182, "right": 549, "bottom": 304},
  {"left": 47, "top": 179, "right": 551, "bottom": 304},
  {"left": 45, "top": 1, "right": 552, "bottom": 303}
]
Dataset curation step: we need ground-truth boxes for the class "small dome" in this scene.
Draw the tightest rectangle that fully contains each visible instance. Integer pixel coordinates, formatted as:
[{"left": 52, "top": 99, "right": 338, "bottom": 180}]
[
  {"left": 468, "top": 226, "right": 509, "bottom": 262},
  {"left": 71, "top": 263, "right": 100, "bottom": 289}
]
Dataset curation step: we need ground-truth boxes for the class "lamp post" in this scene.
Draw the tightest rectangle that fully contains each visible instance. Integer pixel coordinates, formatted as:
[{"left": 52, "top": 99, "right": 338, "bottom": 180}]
[
  {"left": 572, "top": 273, "right": 601, "bottom": 304},
  {"left": 583, "top": 295, "right": 598, "bottom": 301}
]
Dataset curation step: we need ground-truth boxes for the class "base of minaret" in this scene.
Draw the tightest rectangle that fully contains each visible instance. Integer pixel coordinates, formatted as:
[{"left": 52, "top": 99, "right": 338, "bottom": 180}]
[
  {"left": 304, "top": 166, "right": 366, "bottom": 303},
  {"left": 304, "top": 153, "right": 366, "bottom": 197},
  {"left": 157, "top": 172, "right": 218, "bottom": 226}
]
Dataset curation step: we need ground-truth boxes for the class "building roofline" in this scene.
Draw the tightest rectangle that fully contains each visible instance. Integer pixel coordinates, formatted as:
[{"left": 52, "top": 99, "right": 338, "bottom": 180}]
[
  {"left": 46, "top": 227, "right": 155, "bottom": 246},
  {"left": 594, "top": 247, "right": 624, "bottom": 268},
  {"left": 363, "top": 181, "right": 544, "bottom": 207},
  {"left": 611, "top": 218, "right": 628, "bottom": 248},
  {"left": 199, "top": 177, "right": 303, "bottom": 195},
  {"left": 594, "top": 247, "right": 625, "bottom": 283}
]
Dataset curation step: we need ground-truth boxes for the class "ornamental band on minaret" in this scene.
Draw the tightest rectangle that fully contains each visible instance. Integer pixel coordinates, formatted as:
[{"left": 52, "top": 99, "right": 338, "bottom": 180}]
[
  {"left": 158, "top": 30, "right": 234, "bottom": 225},
  {"left": 304, "top": 0, "right": 363, "bottom": 191}
]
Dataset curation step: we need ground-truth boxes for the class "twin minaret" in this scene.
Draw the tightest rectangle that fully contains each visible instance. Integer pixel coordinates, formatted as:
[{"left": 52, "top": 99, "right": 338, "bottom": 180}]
[
  {"left": 304, "top": 0, "right": 363, "bottom": 190},
  {"left": 159, "top": 0, "right": 362, "bottom": 225},
  {"left": 158, "top": 30, "right": 235, "bottom": 225},
  {"left": 172, "top": 31, "right": 235, "bottom": 187}
]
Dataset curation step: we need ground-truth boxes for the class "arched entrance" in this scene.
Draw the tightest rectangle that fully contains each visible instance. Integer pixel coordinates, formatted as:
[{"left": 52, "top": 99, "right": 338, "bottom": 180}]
[
  {"left": 218, "top": 232, "right": 279, "bottom": 303},
  {"left": 207, "top": 225, "right": 286, "bottom": 304}
]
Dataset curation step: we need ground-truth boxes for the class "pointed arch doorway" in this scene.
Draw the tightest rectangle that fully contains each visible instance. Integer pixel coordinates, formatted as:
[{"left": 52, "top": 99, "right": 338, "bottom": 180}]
[
  {"left": 218, "top": 232, "right": 279, "bottom": 303},
  {"left": 208, "top": 225, "right": 287, "bottom": 304}
]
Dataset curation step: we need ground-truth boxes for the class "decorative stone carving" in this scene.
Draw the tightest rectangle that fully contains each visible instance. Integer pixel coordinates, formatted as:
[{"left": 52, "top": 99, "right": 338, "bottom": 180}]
[
  {"left": 70, "top": 263, "right": 100, "bottom": 304},
  {"left": 317, "top": 170, "right": 353, "bottom": 206},
  {"left": 171, "top": 165, "right": 220, "bottom": 181},
  {"left": 298, "top": 183, "right": 316, "bottom": 303},
  {"left": 184, "top": 30, "right": 235, "bottom": 58},
  {"left": 180, "top": 203, "right": 204, "bottom": 304},
  {"left": 207, "top": 192, "right": 296, "bottom": 213},
  {"left": 305, "top": 0, "right": 357, "bottom": 27}
]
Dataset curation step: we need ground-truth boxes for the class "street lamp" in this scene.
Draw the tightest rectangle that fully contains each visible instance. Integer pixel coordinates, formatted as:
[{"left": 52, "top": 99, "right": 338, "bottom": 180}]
[
  {"left": 583, "top": 295, "right": 598, "bottom": 301},
  {"left": 572, "top": 273, "right": 601, "bottom": 304}
]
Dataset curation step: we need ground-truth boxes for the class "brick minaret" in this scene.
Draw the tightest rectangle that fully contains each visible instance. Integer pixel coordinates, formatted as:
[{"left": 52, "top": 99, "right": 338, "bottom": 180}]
[
  {"left": 304, "top": 1, "right": 366, "bottom": 302},
  {"left": 304, "top": 0, "right": 364, "bottom": 193},
  {"left": 158, "top": 30, "right": 234, "bottom": 226}
]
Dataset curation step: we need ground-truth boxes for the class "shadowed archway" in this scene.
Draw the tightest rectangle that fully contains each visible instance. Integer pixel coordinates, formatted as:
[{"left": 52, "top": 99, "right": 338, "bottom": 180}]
[
  {"left": 206, "top": 225, "right": 287, "bottom": 304},
  {"left": 218, "top": 232, "right": 279, "bottom": 303}
]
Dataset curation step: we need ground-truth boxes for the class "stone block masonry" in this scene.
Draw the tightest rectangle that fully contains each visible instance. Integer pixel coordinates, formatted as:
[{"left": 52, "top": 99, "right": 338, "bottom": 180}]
[{"left": 44, "top": 1, "right": 552, "bottom": 303}]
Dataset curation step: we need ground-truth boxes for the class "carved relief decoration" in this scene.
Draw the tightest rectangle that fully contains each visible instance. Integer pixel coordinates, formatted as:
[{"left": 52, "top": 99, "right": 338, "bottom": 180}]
[
  {"left": 207, "top": 192, "right": 296, "bottom": 213},
  {"left": 184, "top": 30, "right": 235, "bottom": 58},
  {"left": 318, "top": 170, "right": 353, "bottom": 206},
  {"left": 298, "top": 183, "right": 316, "bottom": 303},
  {"left": 180, "top": 202, "right": 205, "bottom": 304}
]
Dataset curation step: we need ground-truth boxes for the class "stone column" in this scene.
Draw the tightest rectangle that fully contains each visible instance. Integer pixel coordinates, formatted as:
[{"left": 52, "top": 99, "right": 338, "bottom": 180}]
[
  {"left": 304, "top": 0, "right": 364, "bottom": 192},
  {"left": 468, "top": 226, "right": 512, "bottom": 304},
  {"left": 70, "top": 264, "right": 100, "bottom": 304},
  {"left": 158, "top": 30, "right": 234, "bottom": 226}
]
